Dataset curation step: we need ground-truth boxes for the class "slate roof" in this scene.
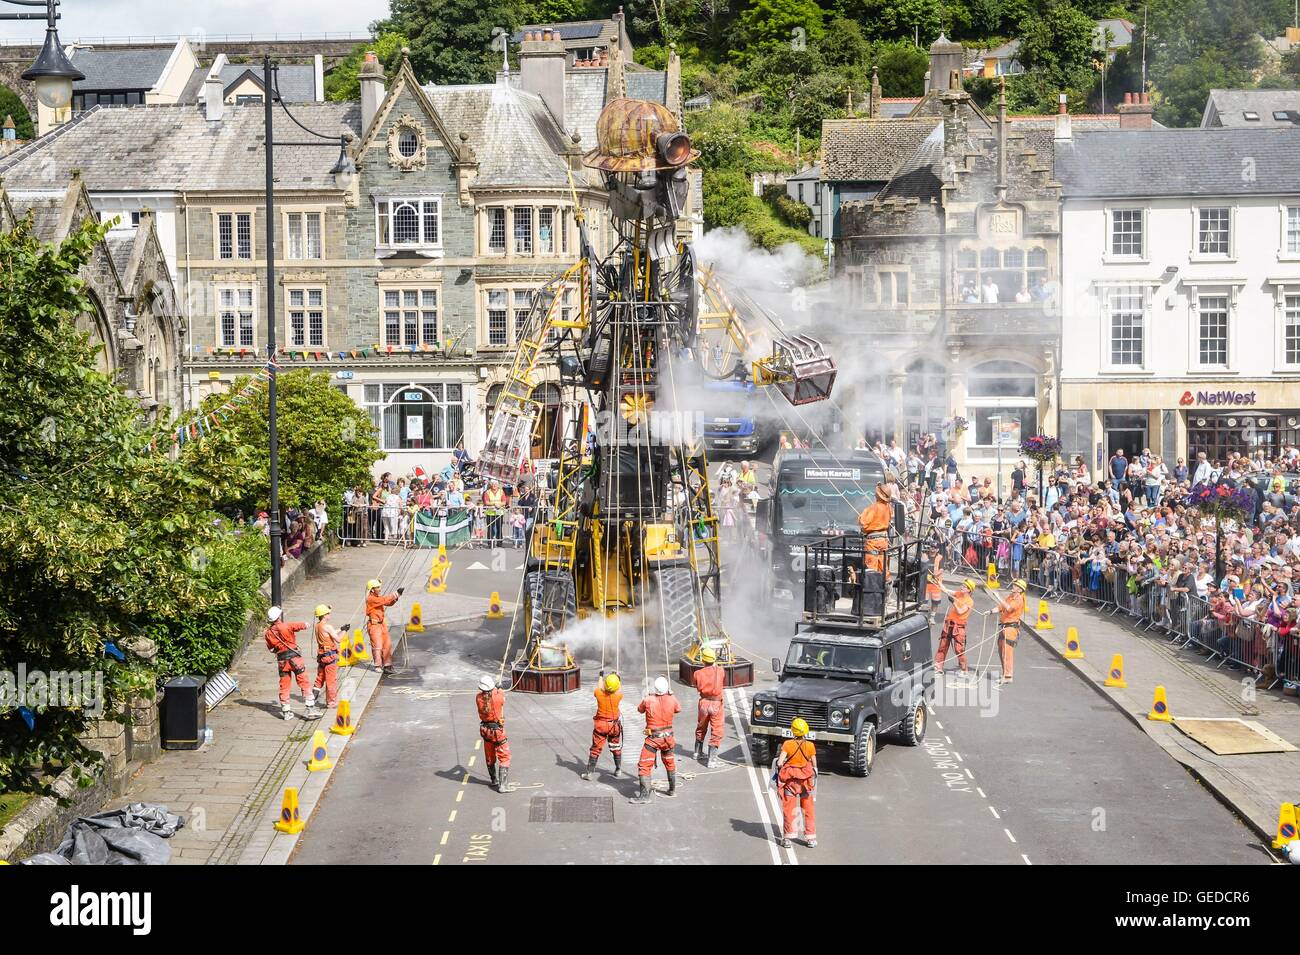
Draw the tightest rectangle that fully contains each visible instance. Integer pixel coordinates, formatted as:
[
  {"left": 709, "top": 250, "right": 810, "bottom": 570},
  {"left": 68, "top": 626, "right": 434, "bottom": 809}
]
[
  {"left": 425, "top": 80, "right": 573, "bottom": 188},
  {"left": 0, "top": 102, "right": 362, "bottom": 193},
  {"left": 563, "top": 69, "right": 607, "bottom": 148},
  {"left": 821, "top": 117, "right": 941, "bottom": 182},
  {"left": 105, "top": 232, "right": 135, "bottom": 277},
  {"left": 787, "top": 164, "right": 820, "bottom": 182},
  {"left": 69, "top": 47, "right": 174, "bottom": 91},
  {"left": 1055, "top": 127, "right": 1300, "bottom": 198},
  {"left": 626, "top": 71, "right": 667, "bottom": 104},
  {"left": 1202, "top": 89, "right": 1300, "bottom": 127}
]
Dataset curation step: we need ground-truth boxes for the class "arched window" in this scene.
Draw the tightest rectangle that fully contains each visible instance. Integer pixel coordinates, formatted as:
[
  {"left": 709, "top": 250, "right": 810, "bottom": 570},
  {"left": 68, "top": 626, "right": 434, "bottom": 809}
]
[
  {"left": 967, "top": 360, "right": 1038, "bottom": 448},
  {"left": 362, "top": 382, "right": 465, "bottom": 451}
]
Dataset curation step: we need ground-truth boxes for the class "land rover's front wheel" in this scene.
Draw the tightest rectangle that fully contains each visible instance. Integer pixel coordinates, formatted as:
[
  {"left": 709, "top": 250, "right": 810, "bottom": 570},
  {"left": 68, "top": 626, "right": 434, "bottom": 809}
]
[
  {"left": 898, "top": 700, "right": 926, "bottom": 746},
  {"left": 849, "top": 721, "right": 876, "bottom": 777},
  {"left": 750, "top": 735, "right": 772, "bottom": 768}
]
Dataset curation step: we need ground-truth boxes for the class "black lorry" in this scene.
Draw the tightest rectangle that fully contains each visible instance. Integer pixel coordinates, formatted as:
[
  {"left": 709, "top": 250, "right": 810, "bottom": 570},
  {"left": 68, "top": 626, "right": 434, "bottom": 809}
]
[{"left": 749, "top": 535, "right": 933, "bottom": 777}]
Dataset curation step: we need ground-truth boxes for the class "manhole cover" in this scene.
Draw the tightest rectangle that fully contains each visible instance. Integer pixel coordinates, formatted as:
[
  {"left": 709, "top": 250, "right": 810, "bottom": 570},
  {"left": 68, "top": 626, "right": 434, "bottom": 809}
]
[{"left": 528, "top": 796, "right": 615, "bottom": 823}]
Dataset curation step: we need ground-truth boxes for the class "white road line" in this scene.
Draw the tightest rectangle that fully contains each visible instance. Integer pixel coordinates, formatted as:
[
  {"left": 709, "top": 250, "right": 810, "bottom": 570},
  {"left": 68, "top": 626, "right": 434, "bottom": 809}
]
[
  {"left": 952, "top": 751, "right": 963, "bottom": 762},
  {"left": 944, "top": 736, "right": 952, "bottom": 744},
  {"left": 988, "top": 806, "right": 1000, "bottom": 820},
  {"left": 976, "top": 787, "right": 986, "bottom": 798},
  {"left": 932, "top": 719, "right": 943, "bottom": 729},
  {"left": 1004, "top": 828, "right": 1017, "bottom": 844},
  {"left": 726, "top": 688, "right": 786, "bottom": 866},
  {"left": 1021, "top": 854, "right": 1033, "bottom": 865},
  {"left": 964, "top": 768, "right": 974, "bottom": 780}
]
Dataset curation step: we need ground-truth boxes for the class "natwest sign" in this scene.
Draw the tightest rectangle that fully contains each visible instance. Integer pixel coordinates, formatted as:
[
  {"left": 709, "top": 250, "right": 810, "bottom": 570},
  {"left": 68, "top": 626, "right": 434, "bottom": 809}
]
[{"left": 1179, "top": 389, "right": 1258, "bottom": 407}]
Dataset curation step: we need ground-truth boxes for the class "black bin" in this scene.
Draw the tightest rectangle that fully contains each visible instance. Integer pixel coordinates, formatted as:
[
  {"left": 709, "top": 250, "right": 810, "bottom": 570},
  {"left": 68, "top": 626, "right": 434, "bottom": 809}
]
[{"left": 161, "top": 676, "right": 207, "bottom": 750}]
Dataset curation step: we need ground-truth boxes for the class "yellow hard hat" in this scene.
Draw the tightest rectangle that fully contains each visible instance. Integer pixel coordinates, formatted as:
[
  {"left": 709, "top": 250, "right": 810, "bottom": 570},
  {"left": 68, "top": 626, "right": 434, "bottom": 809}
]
[
  {"left": 1013, "top": 578, "right": 1028, "bottom": 591},
  {"left": 366, "top": 578, "right": 382, "bottom": 591},
  {"left": 314, "top": 603, "right": 332, "bottom": 618},
  {"left": 603, "top": 672, "right": 621, "bottom": 693},
  {"left": 791, "top": 717, "right": 810, "bottom": 738},
  {"left": 700, "top": 647, "right": 718, "bottom": 664},
  {"left": 964, "top": 579, "right": 979, "bottom": 591}
]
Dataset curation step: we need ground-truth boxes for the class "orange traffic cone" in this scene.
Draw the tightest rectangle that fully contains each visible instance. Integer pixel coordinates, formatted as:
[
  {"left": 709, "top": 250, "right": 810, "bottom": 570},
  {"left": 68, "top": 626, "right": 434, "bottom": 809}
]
[
  {"left": 406, "top": 602, "right": 426, "bottom": 633},
  {"left": 1147, "top": 685, "right": 1174, "bottom": 722},
  {"left": 331, "top": 699, "right": 355, "bottom": 737},
  {"left": 487, "top": 591, "right": 504, "bottom": 619},
  {"left": 350, "top": 628, "right": 371, "bottom": 663},
  {"left": 1104, "top": 653, "right": 1127, "bottom": 687},
  {"left": 1063, "top": 626, "right": 1084, "bottom": 659},
  {"left": 985, "top": 563, "right": 1000, "bottom": 589},
  {"left": 274, "top": 787, "right": 304, "bottom": 834}
]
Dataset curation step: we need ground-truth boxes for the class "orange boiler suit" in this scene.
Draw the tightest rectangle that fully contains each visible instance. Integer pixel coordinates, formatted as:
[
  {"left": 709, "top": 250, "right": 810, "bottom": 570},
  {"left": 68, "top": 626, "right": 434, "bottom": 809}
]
[
  {"left": 265, "top": 620, "right": 310, "bottom": 704},
  {"left": 476, "top": 687, "right": 511, "bottom": 769},
  {"left": 998, "top": 591, "right": 1026, "bottom": 680},
  {"left": 365, "top": 590, "right": 399, "bottom": 668},
  {"left": 313, "top": 619, "right": 340, "bottom": 706},
  {"left": 778, "top": 738, "right": 817, "bottom": 840},
  {"left": 589, "top": 686, "right": 624, "bottom": 762},
  {"left": 936, "top": 590, "right": 974, "bottom": 672},
  {"left": 637, "top": 693, "right": 681, "bottom": 778},
  {"left": 925, "top": 554, "right": 944, "bottom": 605},
  {"left": 693, "top": 664, "right": 726, "bottom": 748},
  {"left": 858, "top": 500, "right": 892, "bottom": 573}
]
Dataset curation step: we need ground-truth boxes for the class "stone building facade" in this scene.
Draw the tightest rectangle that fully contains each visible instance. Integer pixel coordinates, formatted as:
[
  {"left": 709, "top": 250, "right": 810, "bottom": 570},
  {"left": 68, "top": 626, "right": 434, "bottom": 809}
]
[
  {"left": 0, "top": 41, "right": 686, "bottom": 477},
  {"left": 0, "top": 174, "right": 184, "bottom": 415}
]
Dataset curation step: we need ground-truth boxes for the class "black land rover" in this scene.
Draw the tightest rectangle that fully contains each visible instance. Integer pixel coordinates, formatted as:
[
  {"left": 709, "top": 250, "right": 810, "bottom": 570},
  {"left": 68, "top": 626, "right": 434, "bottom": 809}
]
[{"left": 749, "top": 535, "right": 933, "bottom": 777}]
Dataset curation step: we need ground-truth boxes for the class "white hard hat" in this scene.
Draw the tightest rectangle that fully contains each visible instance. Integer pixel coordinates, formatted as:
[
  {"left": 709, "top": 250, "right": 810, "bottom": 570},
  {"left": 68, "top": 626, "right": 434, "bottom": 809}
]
[
  {"left": 266, "top": 606, "right": 282, "bottom": 622},
  {"left": 653, "top": 676, "right": 670, "bottom": 695},
  {"left": 478, "top": 674, "right": 496, "bottom": 692}
]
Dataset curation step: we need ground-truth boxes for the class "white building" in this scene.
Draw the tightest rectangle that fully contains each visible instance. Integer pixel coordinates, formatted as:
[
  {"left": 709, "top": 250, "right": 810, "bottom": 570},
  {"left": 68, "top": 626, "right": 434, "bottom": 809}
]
[{"left": 1057, "top": 126, "right": 1300, "bottom": 471}]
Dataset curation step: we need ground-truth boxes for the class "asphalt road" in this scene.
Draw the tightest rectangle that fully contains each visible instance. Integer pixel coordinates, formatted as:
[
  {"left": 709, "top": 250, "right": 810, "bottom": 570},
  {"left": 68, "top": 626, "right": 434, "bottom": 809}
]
[{"left": 293, "top": 569, "right": 1267, "bottom": 866}]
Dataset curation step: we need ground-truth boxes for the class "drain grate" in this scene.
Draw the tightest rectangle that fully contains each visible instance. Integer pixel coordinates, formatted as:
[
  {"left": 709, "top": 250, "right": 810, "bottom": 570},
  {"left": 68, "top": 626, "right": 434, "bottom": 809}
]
[{"left": 528, "top": 796, "right": 616, "bottom": 823}]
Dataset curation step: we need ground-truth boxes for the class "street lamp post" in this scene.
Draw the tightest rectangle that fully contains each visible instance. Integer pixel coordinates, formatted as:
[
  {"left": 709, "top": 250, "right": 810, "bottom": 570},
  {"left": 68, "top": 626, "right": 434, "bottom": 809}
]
[
  {"left": 260, "top": 55, "right": 357, "bottom": 607},
  {"left": 3, "top": 0, "right": 84, "bottom": 114}
]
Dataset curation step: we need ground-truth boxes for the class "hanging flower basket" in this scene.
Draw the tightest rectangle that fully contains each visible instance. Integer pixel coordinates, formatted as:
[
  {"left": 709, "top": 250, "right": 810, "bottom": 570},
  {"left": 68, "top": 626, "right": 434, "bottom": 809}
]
[
  {"left": 1019, "top": 434, "right": 1062, "bottom": 465},
  {"left": 1184, "top": 481, "right": 1256, "bottom": 523},
  {"left": 942, "top": 415, "right": 969, "bottom": 441}
]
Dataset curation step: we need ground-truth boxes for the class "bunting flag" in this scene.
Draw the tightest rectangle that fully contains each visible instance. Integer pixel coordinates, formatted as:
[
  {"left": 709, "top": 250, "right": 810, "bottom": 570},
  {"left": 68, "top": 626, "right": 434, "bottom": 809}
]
[{"left": 157, "top": 361, "right": 279, "bottom": 453}]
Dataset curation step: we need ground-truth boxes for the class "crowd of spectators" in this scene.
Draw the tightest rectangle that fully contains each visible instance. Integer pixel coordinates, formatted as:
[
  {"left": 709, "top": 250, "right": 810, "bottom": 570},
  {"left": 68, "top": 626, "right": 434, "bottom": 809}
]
[
  {"left": 339, "top": 449, "right": 552, "bottom": 548},
  {"left": 892, "top": 443, "right": 1300, "bottom": 691}
]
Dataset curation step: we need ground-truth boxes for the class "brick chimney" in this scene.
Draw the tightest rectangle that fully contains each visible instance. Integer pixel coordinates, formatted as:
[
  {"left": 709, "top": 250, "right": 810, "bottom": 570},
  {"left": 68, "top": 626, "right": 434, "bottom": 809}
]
[
  {"left": 1116, "top": 91, "right": 1154, "bottom": 130},
  {"left": 1054, "top": 93, "right": 1072, "bottom": 140},
  {"left": 360, "top": 52, "right": 386, "bottom": 133},
  {"left": 519, "top": 28, "right": 567, "bottom": 132}
]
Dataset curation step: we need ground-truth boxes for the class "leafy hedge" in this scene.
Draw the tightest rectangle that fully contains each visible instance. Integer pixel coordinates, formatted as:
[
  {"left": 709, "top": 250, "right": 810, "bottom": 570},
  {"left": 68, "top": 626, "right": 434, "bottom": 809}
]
[{"left": 150, "top": 530, "right": 270, "bottom": 680}]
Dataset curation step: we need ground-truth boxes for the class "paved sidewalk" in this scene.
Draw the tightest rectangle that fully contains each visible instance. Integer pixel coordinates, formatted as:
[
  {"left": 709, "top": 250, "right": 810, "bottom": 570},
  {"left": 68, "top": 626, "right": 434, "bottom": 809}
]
[
  {"left": 1024, "top": 594, "right": 1299, "bottom": 846},
  {"left": 107, "top": 543, "right": 494, "bottom": 864}
]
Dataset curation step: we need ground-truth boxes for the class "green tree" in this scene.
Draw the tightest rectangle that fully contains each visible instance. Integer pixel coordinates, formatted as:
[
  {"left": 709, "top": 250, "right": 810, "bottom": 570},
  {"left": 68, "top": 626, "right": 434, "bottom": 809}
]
[
  {"left": 873, "top": 39, "right": 930, "bottom": 96},
  {"left": 1015, "top": 0, "right": 1100, "bottom": 97},
  {"left": 382, "top": 0, "right": 527, "bottom": 84},
  {"left": 0, "top": 215, "right": 211, "bottom": 794},
  {"left": 178, "top": 369, "right": 381, "bottom": 516},
  {"left": 325, "top": 32, "right": 410, "bottom": 102},
  {"left": 0, "top": 86, "right": 33, "bottom": 140},
  {"left": 733, "top": 0, "right": 826, "bottom": 65}
]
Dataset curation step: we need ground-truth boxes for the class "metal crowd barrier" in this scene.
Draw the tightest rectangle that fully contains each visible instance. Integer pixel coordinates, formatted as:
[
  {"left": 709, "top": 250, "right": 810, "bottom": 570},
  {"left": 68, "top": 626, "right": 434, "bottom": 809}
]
[
  {"left": 936, "top": 530, "right": 1296, "bottom": 692},
  {"left": 337, "top": 501, "right": 554, "bottom": 548}
]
